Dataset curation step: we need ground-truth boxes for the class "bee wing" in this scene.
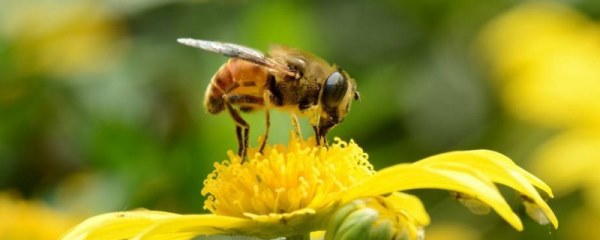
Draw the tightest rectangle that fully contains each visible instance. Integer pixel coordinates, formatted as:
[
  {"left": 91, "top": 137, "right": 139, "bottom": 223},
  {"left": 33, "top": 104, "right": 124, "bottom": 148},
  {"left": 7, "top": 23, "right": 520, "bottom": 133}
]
[{"left": 177, "top": 38, "right": 296, "bottom": 77}]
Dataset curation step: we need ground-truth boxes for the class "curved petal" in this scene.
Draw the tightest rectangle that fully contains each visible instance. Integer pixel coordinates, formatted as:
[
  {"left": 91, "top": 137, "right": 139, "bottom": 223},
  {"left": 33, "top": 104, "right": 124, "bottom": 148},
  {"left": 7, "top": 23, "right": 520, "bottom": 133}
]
[
  {"left": 384, "top": 192, "right": 430, "bottom": 226},
  {"left": 135, "top": 212, "right": 330, "bottom": 240},
  {"left": 61, "top": 211, "right": 260, "bottom": 240},
  {"left": 342, "top": 164, "right": 524, "bottom": 231},
  {"left": 468, "top": 150, "right": 554, "bottom": 197},
  {"left": 135, "top": 215, "right": 258, "bottom": 240},
  {"left": 414, "top": 150, "right": 557, "bottom": 228},
  {"left": 61, "top": 210, "right": 179, "bottom": 240}
]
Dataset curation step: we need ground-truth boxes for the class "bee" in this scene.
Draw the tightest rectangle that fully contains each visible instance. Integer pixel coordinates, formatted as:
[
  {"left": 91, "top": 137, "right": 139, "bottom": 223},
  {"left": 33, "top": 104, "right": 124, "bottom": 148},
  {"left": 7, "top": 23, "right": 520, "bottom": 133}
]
[{"left": 177, "top": 38, "right": 359, "bottom": 158}]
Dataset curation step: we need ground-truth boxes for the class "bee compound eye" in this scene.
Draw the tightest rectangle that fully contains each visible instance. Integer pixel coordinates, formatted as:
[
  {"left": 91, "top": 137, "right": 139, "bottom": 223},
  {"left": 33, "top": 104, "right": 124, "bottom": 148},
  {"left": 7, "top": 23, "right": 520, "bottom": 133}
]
[{"left": 321, "top": 71, "right": 348, "bottom": 108}]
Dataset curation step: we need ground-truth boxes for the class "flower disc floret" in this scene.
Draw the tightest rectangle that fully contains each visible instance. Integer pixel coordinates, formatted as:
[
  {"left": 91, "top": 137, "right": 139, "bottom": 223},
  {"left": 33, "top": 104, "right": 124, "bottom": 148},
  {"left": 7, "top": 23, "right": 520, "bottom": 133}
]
[{"left": 202, "top": 135, "right": 375, "bottom": 219}]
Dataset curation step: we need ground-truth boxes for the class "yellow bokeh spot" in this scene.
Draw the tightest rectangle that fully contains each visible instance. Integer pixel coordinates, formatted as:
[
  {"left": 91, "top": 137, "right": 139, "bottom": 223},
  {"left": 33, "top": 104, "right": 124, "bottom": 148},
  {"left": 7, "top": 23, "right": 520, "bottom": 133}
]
[
  {"left": 424, "top": 223, "right": 480, "bottom": 240},
  {"left": 531, "top": 129, "right": 600, "bottom": 197},
  {"left": 0, "top": 192, "right": 78, "bottom": 240},
  {"left": 202, "top": 135, "right": 375, "bottom": 219},
  {"left": 478, "top": 2, "right": 600, "bottom": 127},
  {"left": 1, "top": 0, "right": 124, "bottom": 77}
]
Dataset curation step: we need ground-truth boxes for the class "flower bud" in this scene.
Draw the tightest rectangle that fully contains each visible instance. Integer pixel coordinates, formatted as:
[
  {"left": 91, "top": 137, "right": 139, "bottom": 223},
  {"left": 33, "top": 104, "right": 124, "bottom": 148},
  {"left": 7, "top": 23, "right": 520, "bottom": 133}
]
[{"left": 325, "top": 197, "right": 423, "bottom": 240}]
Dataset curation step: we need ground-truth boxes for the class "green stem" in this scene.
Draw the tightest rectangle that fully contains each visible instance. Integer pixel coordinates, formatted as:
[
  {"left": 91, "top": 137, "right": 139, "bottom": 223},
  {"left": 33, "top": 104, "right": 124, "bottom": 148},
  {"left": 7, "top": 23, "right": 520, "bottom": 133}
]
[{"left": 286, "top": 233, "right": 310, "bottom": 240}]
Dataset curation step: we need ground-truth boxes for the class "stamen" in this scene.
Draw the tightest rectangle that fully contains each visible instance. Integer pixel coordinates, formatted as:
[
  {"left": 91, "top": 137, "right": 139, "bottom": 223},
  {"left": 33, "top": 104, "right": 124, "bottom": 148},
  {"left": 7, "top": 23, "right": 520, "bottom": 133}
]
[{"left": 202, "top": 136, "right": 374, "bottom": 219}]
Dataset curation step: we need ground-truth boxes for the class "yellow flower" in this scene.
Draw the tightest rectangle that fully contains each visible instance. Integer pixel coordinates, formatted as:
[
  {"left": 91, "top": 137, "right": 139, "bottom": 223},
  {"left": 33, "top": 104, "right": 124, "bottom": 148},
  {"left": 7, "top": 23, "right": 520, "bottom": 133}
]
[
  {"left": 0, "top": 192, "right": 78, "bottom": 240},
  {"left": 479, "top": 0, "right": 600, "bottom": 219},
  {"left": 62, "top": 136, "right": 557, "bottom": 239},
  {"left": 202, "top": 134, "right": 374, "bottom": 220},
  {"left": 478, "top": 2, "right": 600, "bottom": 128},
  {"left": 530, "top": 129, "right": 600, "bottom": 210},
  {"left": 0, "top": 0, "right": 124, "bottom": 77}
]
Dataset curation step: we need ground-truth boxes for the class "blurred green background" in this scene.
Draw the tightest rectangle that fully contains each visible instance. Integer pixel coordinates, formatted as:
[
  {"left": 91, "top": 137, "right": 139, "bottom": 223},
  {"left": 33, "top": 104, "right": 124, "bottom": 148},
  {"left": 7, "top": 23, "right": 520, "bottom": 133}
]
[{"left": 2, "top": 0, "right": 600, "bottom": 239}]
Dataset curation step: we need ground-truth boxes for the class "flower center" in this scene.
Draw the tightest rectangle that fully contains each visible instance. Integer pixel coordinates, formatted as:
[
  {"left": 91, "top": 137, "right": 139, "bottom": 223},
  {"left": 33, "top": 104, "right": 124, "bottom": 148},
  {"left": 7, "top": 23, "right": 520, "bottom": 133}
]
[{"left": 201, "top": 135, "right": 375, "bottom": 218}]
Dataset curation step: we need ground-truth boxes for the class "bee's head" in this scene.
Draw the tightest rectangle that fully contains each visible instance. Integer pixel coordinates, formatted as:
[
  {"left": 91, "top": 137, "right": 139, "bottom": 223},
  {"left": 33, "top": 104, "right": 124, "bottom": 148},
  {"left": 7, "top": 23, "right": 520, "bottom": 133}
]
[{"left": 318, "top": 69, "right": 359, "bottom": 139}]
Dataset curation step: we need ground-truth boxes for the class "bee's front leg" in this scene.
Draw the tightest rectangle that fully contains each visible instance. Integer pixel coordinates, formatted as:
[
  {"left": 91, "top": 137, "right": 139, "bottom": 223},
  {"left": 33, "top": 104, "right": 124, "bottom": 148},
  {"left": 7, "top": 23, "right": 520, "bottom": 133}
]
[
  {"left": 311, "top": 123, "right": 328, "bottom": 146},
  {"left": 312, "top": 125, "right": 321, "bottom": 145},
  {"left": 259, "top": 109, "right": 270, "bottom": 154},
  {"left": 315, "top": 117, "right": 336, "bottom": 146},
  {"left": 260, "top": 89, "right": 283, "bottom": 154},
  {"left": 291, "top": 114, "right": 303, "bottom": 139}
]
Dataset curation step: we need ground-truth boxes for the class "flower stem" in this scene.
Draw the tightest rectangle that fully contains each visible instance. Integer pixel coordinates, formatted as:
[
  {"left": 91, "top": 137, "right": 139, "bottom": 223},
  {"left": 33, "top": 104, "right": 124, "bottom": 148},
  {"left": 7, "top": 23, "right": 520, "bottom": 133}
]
[{"left": 286, "top": 233, "right": 310, "bottom": 240}]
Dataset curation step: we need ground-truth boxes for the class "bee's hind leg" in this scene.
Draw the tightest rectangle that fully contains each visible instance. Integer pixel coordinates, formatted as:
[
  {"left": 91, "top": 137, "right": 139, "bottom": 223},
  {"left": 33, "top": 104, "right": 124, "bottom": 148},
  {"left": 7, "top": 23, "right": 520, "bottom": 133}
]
[
  {"left": 224, "top": 94, "right": 266, "bottom": 161},
  {"left": 235, "top": 125, "right": 244, "bottom": 156},
  {"left": 225, "top": 101, "right": 250, "bottom": 161}
]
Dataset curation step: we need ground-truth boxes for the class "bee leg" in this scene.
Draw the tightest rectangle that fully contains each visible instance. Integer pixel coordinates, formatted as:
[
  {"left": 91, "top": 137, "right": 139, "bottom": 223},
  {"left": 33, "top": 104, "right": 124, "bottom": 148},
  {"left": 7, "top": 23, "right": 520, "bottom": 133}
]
[
  {"left": 309, "top": 109, "right": 323, "bottom": 145},
  {"left": 243, "top": 126, "right": 249, "bottom": 159},
  {"left": 258, "top": 89, "right": 282, "bottom": 153},
  {"left": 314, "top": 118, "right": 335, "bottom": 146},
  {"left": 291, "top": 114, "right": 303, "bottom": 139},
  {"left": 235, "top": 125, "right": 243, "bottom": 156},
  {"left": 225, "top": 101, "right": 249, "bottom": 160},
  {"left": 312, "top": 125, "right": 322, "bottom": 146},
  {"left": 223, "top": 93, "right": 266, "bottom": 160},
  {"left": 259, "top": 109, "right": 270, "bottom": 154},
  {"left": 315, "top": 132, "right": 328, "bottom": 146}
]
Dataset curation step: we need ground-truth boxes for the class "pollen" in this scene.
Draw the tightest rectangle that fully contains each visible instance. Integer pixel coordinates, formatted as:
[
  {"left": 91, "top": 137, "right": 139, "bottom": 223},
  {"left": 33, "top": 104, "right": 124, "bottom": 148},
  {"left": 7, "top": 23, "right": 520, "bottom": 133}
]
[{"left": 201, "top": 134, "right": 375, "bottom": 219}]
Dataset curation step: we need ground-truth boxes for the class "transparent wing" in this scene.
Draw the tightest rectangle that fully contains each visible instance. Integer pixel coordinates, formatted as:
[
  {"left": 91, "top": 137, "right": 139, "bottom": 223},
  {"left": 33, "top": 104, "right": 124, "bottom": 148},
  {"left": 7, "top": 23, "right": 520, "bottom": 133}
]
[{"left": 177, "top": 38, "right": 295, "bottom": 77}]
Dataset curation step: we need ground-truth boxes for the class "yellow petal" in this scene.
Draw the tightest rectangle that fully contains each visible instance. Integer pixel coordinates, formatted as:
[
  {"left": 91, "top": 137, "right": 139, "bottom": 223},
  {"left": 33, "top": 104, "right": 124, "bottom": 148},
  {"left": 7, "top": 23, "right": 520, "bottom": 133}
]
[
  {"left": 343, "top": 164, "right": 524, "bottom": 230},
  {"left": 414, "top": 150, "right": 558, "bottom": 228},
  {"left": 61, "top": 210, "right": 178, "bottom": 240},
  {"left": 135, "top": 214, "right": 326, "bottom": 240},
  {"left": 467, "top": 150, "right": 554, "bottom": 197},
  {"left": 384, "top": 192, "right": 430, "bottom": 226},
  {"left": 136, "top": 214, "right": 265, "bottom": 239}
]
